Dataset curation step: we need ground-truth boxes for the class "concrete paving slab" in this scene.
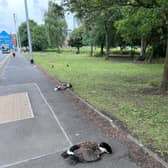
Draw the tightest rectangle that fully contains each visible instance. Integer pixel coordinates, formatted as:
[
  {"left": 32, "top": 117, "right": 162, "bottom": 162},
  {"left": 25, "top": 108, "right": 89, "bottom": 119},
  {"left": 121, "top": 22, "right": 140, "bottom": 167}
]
[
  {"left": 0, "top": 54, "right": 10, "bottom": 69},
  {"left": 0, "top": 83, "right": 70, "bottom": 167},
  {"left": 0, "top": 92, "right": 33, "bottom": 124}
]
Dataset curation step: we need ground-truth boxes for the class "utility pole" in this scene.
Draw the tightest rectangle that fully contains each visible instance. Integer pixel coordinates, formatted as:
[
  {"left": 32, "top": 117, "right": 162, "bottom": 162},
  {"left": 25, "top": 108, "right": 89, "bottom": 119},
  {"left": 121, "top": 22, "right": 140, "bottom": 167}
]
[
  {"left": 13, "top": 13, "right": 20, "bottom": 52},
  {"left": 24, "top": 0, "right": 34, "bottom": 64},
  {"left": 13, "top": 14, "right": 22, "bottom": 50},
  {"left": 17, "top": 17, "right": 22, "bottom": 50}
]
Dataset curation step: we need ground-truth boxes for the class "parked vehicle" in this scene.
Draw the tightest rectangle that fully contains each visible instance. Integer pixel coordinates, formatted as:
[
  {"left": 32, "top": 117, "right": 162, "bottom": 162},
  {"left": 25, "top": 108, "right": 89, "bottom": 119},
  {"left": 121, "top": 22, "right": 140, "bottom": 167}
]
[{"left": 1, "top": 46, "right": 10, "bottom": 54}]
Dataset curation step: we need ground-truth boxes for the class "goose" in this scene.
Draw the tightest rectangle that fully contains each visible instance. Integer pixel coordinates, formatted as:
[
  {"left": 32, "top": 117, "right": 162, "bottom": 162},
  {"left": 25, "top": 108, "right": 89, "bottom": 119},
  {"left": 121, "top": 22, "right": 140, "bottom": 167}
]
[
  {"left": 54, "top": 83, "right": 72, "bottom": 91},
  {"left": 61, "top": 141, "right": 112, "bottom": 164}
]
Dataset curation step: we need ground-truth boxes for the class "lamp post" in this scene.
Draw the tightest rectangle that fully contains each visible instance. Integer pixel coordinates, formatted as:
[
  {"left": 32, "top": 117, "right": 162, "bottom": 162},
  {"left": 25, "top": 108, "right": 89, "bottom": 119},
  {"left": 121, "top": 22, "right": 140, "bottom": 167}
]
[
  {"left": 24, "top": 0, "right": 34, "bottom": 64},
  {"left": 16, "top": 16, "right": 22, "bottom": 50},
  {"left": 13, "top": 13, "right": 20, "bottom": 52}
]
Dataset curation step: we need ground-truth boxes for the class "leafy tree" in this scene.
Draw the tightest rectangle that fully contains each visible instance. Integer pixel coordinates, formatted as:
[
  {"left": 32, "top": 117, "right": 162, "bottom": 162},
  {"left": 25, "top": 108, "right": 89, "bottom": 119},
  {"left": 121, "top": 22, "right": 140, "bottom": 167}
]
[
  {"left": 32, "top": 25, "right": 48, "bottom": 51},
  {"left": 115, "top": 7, "right": 164, "bottom": 61},
  {"left": 18, "top": 20, "right": 48, "bottom": 51},
  {"left": 68, "top": 27, "right": 84, "bottom": 54},
  {"left": 101, "top": 0, "right": 168, "bottom": 91},
  {"left": 44, "top": 1, "right": 67, "bottom": 53},
  {"left": 121, "top": 0, "right": 168, "bottom": 91},
  {"left": 93, "top": 26, "right": 106, "bottom": 56},
  {"left": 64, "top": 0, "right": 121, "bottom": 57},
  {"left": 65, "top": 0, "right": 168, "bottom": 92},
  {"left": 19, "top": 20, "right": 37, "bottom": 47}
]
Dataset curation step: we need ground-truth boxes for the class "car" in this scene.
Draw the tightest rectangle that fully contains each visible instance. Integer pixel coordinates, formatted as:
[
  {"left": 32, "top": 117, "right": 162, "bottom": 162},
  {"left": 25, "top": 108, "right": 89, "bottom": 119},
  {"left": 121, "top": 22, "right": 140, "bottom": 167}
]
[{"left": 1, "top": 46, "right": 10, "bottom": 54}]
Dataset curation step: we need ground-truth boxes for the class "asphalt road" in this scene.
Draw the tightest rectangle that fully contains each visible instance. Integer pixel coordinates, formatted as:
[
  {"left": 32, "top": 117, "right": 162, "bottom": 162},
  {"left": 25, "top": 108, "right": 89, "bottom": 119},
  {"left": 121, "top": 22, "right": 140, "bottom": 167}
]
[
  {"left": 0, "top": 53, "right": 8, "bottom": 62},
  {"left": 0, "top": 53, "right": 139, "bottom": 168}
]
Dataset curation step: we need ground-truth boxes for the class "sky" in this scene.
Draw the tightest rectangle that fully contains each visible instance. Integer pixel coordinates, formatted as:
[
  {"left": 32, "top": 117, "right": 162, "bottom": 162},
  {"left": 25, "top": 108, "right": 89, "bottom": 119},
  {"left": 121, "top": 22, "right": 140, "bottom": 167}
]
[{"left": 0, "top": 0, "right": 74, "bottom": 33}]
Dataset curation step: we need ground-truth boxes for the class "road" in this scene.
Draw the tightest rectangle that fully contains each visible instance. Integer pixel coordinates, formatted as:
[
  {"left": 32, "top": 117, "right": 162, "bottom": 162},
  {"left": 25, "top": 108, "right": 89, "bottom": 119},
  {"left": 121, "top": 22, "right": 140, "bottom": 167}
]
[
  {"left": 0, "top": 53, "right": 8, "bottom": 62},
  {"left": 0, "top": 53, "right": 139, "bottom": 168}
]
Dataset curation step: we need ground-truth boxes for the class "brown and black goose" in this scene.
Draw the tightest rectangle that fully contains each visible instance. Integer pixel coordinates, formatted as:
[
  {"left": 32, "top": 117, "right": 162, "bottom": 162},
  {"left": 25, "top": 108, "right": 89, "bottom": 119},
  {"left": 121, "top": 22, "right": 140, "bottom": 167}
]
[
  {"left": 61, "top": 141, "right": 112, "bottom": 164},
  {"left": 54, "top": 83, "right": 72, "bottom": 91}
]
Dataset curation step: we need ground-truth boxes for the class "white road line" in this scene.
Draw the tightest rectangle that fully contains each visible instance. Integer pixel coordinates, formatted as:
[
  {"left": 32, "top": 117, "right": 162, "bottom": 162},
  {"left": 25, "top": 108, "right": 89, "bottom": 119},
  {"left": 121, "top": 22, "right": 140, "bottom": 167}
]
[
  {"left": 0, "top": 150, "right": 64, "bottom": 168},
  {"left": 0, "top": 116, "right": 34, "bottom": 126},
  {"left": 34, "top": 83, "right": 73, "bottom": 146},
  {"left": 69, "top": 89, "right": 117, "bottom": 128},
  {"left": 0, "top": 82, "right": 72, "bottom": 168},
  {"left": 0, "top": 82, "right": 35, "bottom": 88},
  {"left": 0, "top": 82, "right": 72, "bottom": 146},
  {"left": 25, "top": 92, "right": 34, "bottom": 118}
]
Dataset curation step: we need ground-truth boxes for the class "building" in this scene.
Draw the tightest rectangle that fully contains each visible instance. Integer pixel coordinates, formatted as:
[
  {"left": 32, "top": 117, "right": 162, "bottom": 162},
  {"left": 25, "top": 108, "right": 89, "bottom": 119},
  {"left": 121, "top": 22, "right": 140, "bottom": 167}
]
[
  {"left": 12, "top": 34, "right": 16, "bottom": 48},
  {"left": 0, "top": 31, "right": 14, "bottom": 51}
]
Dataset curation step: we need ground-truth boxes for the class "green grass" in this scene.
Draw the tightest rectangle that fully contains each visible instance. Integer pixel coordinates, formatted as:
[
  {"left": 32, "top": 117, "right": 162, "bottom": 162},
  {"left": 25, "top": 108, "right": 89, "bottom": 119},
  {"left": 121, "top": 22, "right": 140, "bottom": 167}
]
[{"left": 30, "top": 48, "right": 168, "bottom": 158}]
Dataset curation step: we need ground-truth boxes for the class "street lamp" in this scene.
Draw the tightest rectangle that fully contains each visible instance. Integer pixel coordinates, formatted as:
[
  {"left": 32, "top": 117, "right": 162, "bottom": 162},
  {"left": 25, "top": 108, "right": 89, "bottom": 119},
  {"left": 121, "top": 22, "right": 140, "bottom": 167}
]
[
  {"left": 24, "top": 0, "right": 34, "bottom": 64},
  {"left": 13, "top": 13, "right": 19, "bottom": 51}
]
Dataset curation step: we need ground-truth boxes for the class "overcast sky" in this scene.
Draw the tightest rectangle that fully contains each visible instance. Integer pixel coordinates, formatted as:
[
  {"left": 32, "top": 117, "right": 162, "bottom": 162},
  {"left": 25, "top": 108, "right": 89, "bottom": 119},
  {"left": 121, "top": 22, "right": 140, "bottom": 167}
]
[{"left": 0, "top": 0, "right": 74, "bottom": 33}]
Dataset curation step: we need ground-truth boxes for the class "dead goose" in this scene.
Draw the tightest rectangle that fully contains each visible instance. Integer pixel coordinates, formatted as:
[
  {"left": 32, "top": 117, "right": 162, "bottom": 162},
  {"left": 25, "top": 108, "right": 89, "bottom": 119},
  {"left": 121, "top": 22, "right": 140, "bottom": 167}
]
[
  {"left": 61, "top": 141, "right": 112, "bottom": 164},
  {"left": 54, "top": 83, "right": 72, "bottom": 91}
]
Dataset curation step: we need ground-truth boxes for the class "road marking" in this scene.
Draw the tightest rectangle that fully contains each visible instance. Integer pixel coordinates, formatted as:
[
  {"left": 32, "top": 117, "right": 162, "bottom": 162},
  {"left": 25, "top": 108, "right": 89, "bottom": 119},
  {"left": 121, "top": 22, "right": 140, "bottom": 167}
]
[
  {"left": 0, "top": 82, "right": 72, "bottom": 146},
  {"left": 0, "top": 82, "right": 72, "bottom": 168},
  {"left": 0, "top": 150, "right": 64, "bottom": 168},
  {"left": 34, "top": 83, "right": 73, "bottom": 146},
  {"left": 25, "top": 92, "right": 34, "bottom": 118},
  {"left": 0, "top": 54, "right": 11, "bottom": 68}
]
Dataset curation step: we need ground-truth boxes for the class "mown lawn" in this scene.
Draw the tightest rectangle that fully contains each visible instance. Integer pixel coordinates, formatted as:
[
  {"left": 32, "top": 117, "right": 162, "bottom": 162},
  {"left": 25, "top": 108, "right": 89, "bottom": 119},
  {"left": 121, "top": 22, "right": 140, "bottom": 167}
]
[{"left": 30, "top": 49, "right": 168, "bottom": 158}]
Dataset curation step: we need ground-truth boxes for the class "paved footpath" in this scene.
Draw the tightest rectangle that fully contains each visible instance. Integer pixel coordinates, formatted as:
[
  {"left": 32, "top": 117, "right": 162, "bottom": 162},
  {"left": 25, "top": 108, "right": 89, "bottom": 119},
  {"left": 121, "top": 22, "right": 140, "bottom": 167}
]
[
  {"left": 0, "top": 53, "right": 10, "bottom": 69},
  {"left": 0, "top": 53, "right": 139, "bottom": 168},
  {"left": 0, "top": 54, "right": 6, "bottom": 62}
]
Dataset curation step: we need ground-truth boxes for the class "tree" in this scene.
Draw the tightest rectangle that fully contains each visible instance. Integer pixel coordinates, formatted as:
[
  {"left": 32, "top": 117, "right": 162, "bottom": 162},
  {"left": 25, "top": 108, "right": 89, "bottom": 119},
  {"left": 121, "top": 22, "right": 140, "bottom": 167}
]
[
  {"left": 68, "top": 27, "right": 84, "bottom": 54},
  {"left": 32, "top": 25, "right": 48, "bottom": 51},
  {"left": 65, "top": 0, "right": 168, "bottom": 92},
  {"left": 64, "top": 0, "right": 121, "bottom": 58},
  {"left": 115, "top": 7, "right": 163, "bottom": 61},
  {"left": 18, "top": 20, "right": 48, "bottom": 51},
  {"left": 19, "top": 20, "right": 37, "bottom": 47},
  {"left": 44, "top": 1, "right": 67, "bottom": 53},
  {"left": 122, "top": 0, "right": 168, "bottom": 91}
]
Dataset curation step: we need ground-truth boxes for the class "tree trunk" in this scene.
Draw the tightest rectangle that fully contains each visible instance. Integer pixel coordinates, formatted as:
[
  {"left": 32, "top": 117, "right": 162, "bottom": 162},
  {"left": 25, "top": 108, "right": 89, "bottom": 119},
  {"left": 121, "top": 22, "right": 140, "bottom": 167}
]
[
  {"left": 140, "top": 38, "right": 147, "bottom": 58},
  {"left": 160, "top": 29, "right": 168, "bottom": 91},
  {"left": 105, "top": 31, "right": 110, "bottom": 58},
  {"left": 90, "top": 43, "right": 93, "bottom": 56},
  {"left": 100, "top": 43, "right": 104, "bottom": 56},
  {"left": 130, "top": 46, "right": 134, "bottom": 58},
  {"left": 104, "top": 24, "right": 110, "bottom": 58},
  {"left": 76, "top": 47, "right": 80, "bottom": 54},
  {"left": 56, "top": 47, "right": 61, "bottom": 53},
  {"left": 148, "top": 46, "right": 154, "bottom": 63}
]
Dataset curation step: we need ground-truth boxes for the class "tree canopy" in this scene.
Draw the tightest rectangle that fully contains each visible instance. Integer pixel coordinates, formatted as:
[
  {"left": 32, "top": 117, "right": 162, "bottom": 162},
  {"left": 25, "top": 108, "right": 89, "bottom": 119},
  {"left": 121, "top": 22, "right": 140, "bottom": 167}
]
[
  {"left": 68, "top": 26, "right": 84, "bottom": 54},
  {"left": 44, "top": 1, "right": 67, "bottom": 52},
  {"left": 18, "top": 20, "right": 48, "bottom": 51},
  {"left": 64, "top": 0, "right": 168, "bottom": 92}
]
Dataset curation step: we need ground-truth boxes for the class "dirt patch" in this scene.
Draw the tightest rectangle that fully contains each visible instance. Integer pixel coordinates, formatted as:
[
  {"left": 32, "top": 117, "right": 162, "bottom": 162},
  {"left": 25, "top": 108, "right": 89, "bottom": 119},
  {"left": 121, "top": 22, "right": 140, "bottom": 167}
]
[
  {"left": 128, "top": 142, "right": 165, "bottom": 168},
  {"left": 142, "top": 87, "right": 168, "bottom": 96}
]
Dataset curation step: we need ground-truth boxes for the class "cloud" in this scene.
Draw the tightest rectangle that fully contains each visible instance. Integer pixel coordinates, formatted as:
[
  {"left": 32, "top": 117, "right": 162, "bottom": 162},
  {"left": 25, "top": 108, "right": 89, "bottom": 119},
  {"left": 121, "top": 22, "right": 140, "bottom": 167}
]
[
  {"left": 33, "top": 0, "right": 40, "bottom": 5},
  {"left": 0, "top": 0, "right": 8, "bottom": 7},
  {"left": 0, "top": 0, "right": 73, "bottom": 33}
]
